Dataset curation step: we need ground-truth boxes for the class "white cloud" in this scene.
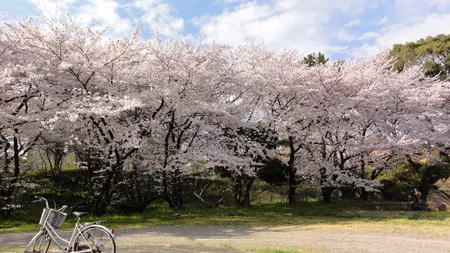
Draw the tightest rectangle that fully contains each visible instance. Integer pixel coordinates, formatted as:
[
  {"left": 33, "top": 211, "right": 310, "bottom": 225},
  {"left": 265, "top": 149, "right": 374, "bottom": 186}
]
[
  {"left": 354, "top": 13, "right": 450, "bottom": 57},
  {"left": 195, "top": 2, "right": 274, "bottom": 45},
  {"left": 273, "top": 0, "right": 372, "bottom": 14},
  {"left": 134, "top": 0, "right": 184, "bottom": 37},
  {"left": 393, "top": 0, "right": 450, "bottom": 20},
  {"left": 29, "top": 0, "right": 78, "bottom": 12},
  {"left": 23, "top": 0, "right": 450, "bottom": 60},
  {"left": 28, "top": 0, "right": 134, "bottom": 36},
  {"left": 74, "top": 0, "right": 133, "bottom": 35},
  {"left": 377, "top": 16, "right": 388, "bottom": 25},
  {"left": 375, "top": 13, "right": 450, "bottom": 47},
  {"left": 194, "top": 0, "right": 450, "bottom": 59},
  {"left": 337, "top": 29, "right": 355, "bottom": 42},
  {"left": 349, "top": 43, "right": 386, "bottom": 59},
  {"left": 28, "top": 0, "right": 78, "bottom": 18},
  {"left": 221, "top": 0, "right": 248, "bottom": 3},
  {"left": 194, "top": 0, "right": 373, "bottom": 55},
  {"left": 27, "top": 0, "right": 186, "bottom": 37},
  {"left": 345, "top": 19, "right": 361, "bottom": 27},
  {"left": 359, "top": 32, "right": 380, "bottom": 40},
  {"left": 395, "top": 0, "right": 450, "bottom": 11}
]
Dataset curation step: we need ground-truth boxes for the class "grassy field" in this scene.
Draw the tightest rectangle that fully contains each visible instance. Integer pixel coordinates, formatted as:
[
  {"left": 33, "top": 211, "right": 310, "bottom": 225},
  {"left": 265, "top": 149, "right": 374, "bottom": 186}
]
[{"left": 2, "top": 200, "right": 450, "bottom": 234}]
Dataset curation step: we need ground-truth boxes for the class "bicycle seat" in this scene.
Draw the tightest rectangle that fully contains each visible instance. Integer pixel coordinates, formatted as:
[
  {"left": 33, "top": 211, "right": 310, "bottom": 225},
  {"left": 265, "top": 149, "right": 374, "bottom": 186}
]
[{"left": 73, "top": 211, "right": 90, "bottom": 218}]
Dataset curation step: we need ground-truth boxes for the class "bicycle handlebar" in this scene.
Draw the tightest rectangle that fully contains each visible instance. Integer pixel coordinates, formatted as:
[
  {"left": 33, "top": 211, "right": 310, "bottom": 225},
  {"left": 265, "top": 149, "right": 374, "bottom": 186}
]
[
  {"left": 34, "top": 196, "right": 68, "bottom": 212},
  {"left": 34, "top": 196, "right": 49, "bottom": 209},
  {"left": 58, "top": 205, "right": 68, "bottom": 212}
]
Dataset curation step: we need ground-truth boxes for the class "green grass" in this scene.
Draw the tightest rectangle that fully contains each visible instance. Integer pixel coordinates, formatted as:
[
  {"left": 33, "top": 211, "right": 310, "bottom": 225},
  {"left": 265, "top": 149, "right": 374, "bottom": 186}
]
[
  {"left": 2, "top": 200, "right": 450, "bottom": 233},
  {"left": 194, "top": 241, "right": 205, "bottom": 247},
  {"left": 219, "top": 243, "right": 234, "bottom": 249},
  {"left": 0, "top": 247, "right": 24, "bottom": 253}
]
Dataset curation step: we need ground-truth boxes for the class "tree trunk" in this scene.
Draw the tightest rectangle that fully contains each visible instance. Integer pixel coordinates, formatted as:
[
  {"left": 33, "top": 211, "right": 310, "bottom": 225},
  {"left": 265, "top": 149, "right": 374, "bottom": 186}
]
[
  {"left": 53, "top": 144, "right": 65, "bottom": 175},
  {"left": 4, "top": 133, "right": 21, "bottom": 216},
  {"left": 287, "top": 136, "right": 299, "bottom": 204},
  {"left": 162, "top": 170, "right": 185, "bottom": 209},
  {"left": 93, "top": 172, "right": 112, "bottom": 215},
  {"left": 171, "top": 169, "right": 184, "bottom": 209},
  {"left": 288, "top": 169, "right": 296, "bottom": 204},
  {"left": 12, "top": 134, "right": 20, "bottom": 187},
  {"left": 133, "top": 164, "right": 143, "bottom": 203},
  {"left": 243, "top": 177, "right": 255, "bottom": 206},
  {"left": 0, "top": 137, "right": 11, "bottom": 216},
  {"left": 322, "top": 187, "right": 334, "bottom": 203},
  {"left": 87, "top": 148, "right": 94, "bottom": 181},
  {"left": 93, "top": 159, "right": 123, "bottom": 215},
  {"left": 3, "top": 139, "right": 11, "bottom": 175},
  {"left": 162, "top": 171, "right": 171, "bottom": 207},
  {"left": 234, "top": 173, "right": 255, "bottom": 206},
  {"left": 234, "top": 175, "right": 242, "bottom": 205},
  {"left": 359, "top": 188, "right": 369, "bottom": 201},
  {"left": 340, "top": 187, "right": 356, "bottom": 199}
]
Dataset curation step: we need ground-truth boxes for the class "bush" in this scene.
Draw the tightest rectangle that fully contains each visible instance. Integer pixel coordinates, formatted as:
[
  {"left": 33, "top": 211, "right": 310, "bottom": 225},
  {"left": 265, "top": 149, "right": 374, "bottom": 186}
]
[{"left": 379, "top": 160, "right": 450, "bottom": 201}]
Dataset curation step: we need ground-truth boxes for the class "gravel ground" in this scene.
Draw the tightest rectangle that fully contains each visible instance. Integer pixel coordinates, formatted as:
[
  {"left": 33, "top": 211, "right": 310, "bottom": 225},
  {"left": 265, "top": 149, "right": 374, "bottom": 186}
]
[{"left": 1, "top": 225, "right": 450, "bottom": 253}]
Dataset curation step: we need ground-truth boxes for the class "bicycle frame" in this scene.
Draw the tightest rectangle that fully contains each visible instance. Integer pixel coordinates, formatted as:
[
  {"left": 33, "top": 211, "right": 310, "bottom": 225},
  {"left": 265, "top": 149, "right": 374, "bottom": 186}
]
[
  {"left": 26, "top": 217, "right": 89, "bottom": 252},
  {"left": 25, "top": 196, "right": 115, "bottom": 253}
]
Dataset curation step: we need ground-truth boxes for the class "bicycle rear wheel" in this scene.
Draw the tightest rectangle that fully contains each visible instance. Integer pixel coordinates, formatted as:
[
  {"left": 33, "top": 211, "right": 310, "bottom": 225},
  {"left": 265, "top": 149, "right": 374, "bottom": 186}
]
[
  {"left": 24, "top": 231, "right": 51, "bottom": 253},
  {"left": 73, "top": 225, "right": 116, "bottom": 253}
]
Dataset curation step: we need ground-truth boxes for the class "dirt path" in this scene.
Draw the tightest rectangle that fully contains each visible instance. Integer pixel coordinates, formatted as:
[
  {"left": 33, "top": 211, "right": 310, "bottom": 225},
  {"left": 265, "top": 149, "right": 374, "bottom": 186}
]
[{"left": 1, "top": 225, "right": 450, "bottom": 253}]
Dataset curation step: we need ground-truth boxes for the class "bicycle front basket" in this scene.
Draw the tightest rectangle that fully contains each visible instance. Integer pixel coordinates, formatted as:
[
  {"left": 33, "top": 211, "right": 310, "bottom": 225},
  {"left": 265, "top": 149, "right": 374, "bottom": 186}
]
[{"left": 39, "top": 208, "right": 67, "bottom": 229}]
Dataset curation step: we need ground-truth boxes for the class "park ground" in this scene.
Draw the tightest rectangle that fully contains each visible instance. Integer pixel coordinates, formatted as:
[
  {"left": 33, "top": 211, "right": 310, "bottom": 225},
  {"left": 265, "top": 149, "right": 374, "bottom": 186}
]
[
  {"left": 2, "top": 202, "right": 450, "bottom": 253},
  {"left": 2, "top": 224, "right": 450, "bottom": 253}
]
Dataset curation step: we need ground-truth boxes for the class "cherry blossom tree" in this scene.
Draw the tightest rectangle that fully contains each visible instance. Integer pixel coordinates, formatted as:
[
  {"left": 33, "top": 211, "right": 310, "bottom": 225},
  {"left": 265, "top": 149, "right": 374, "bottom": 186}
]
[
  {"left": 1, "top": 15, "right": 448, "bottom": 212},
  {"left": 126, "top": 38, "right": 251, "bottom": 208},
  {"left": 0, "top": 18, "right": 54, "bottom": 214},
  {"left": 241, "top": 45, "right": 449, "bottom": 203},
  {"left": 239, "top": 44, "right": 318, "bottom": 203},
  {"left": 0, "top": 15, "right": 143, "bottom": 214},
  {"left": 299, "top": 53, "right": 449, "bottom": 202}
]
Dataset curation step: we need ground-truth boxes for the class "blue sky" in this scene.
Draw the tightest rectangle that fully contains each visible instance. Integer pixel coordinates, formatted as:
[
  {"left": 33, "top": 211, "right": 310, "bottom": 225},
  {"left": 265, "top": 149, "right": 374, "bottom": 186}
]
[{"left": 2, "top": 0, "right": 450, "bottom": 59}]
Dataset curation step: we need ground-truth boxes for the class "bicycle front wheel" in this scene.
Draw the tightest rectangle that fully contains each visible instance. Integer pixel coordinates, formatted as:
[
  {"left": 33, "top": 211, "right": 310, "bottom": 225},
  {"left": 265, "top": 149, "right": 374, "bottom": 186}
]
[
  {"left": 24, "top": 231, "right": 51, "bottom": 253},
  {"left": 73, "top": 225, "right": 116, "bottom": 253}
]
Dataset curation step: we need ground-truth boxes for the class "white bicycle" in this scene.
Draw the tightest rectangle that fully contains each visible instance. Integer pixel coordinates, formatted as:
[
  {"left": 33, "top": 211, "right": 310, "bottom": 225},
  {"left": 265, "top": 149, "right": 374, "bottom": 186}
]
[{"left": 24, "top": 196, "right": 116, "bottom": 253}]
